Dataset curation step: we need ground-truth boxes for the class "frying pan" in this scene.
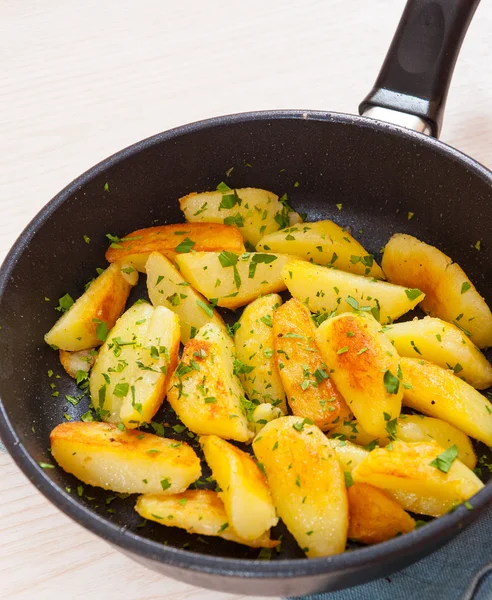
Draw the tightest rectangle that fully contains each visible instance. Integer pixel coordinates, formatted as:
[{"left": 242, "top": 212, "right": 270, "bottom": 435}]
[{"left": 0, "top": 0, "right": 490, "bottom": 596}]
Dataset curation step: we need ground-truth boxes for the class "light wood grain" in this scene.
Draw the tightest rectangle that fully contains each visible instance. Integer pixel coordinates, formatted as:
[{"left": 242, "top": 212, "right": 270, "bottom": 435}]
[{"left": 0, "top": 0, "right": 491, "bottom": 598}]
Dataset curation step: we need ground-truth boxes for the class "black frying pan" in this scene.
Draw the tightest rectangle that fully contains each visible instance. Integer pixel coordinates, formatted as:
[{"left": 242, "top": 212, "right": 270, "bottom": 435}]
[{"left": 1, "top": 0, "right": 490, "bottom": 597}]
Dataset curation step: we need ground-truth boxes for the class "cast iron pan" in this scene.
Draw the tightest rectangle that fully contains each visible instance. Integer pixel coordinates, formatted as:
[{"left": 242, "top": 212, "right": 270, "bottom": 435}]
[{"left": 0, "top": 0, "right": 490, "bottom": 596}]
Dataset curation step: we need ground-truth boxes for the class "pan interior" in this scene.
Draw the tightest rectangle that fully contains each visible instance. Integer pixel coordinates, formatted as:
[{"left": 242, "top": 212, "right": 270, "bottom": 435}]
[{"left": 1, "top": 113, "right": 491, "bottom": 561}]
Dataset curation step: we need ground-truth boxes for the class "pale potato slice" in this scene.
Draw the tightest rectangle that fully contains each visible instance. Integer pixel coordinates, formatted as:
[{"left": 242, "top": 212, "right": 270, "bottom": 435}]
[
  {"left": 105, "top": 222, "right": 245, "bottom": 272},
  {"left": 179, "top": 187, "right": 302, "bottom": 246},
  {"left": 234, "top": 294, "right": 286, "bottom": 412},
  {"left": 327, "top": 438, "right": 370, "bottom": 472},
  {"left": 45, "top": 263, "right": 137, "bottom": 351},
  {"left": 382, "top": 234, "right": 492, "bottom": 348},
  {"left": 273, "top": 298, "right": 349, "bottom": 430},
  {"left": 252, "top": 403, "right": 283, "bottom": 434},
  {"left": 283, "top": 259, "right": 424, "bottom": 324},
  {"left": 257, "top": 220, "right": 384, "bottom": 279},
  {"left": 167, "top": 323, "right": 253, "bottom": 442},
  {"left": 253, "top": 416, "right": 348, "bottom": 558},
  {"left": 385, "top": 317, "right": 492, "bottom": 389},
  {"left": 352, "top": 440, "right": 484, "bottom": 517},
  {"left": 401, "top": 357, "right": 492, "bottom": 446},
  {"left": 347, "top": 483, "right": 415, "bottom": 545},
  {"left": 135, "top": 490, "right": 278, "bottom": 548},
  {"left": 316, "top": 313, "right": 402, "bottom": 438},
  {"left": 329, "top": 415, "right": 477, "bottom": 469},
  {"left": 89, "top": 303, "right": 180, "bottom": 428},
  {"left": 175, "top": 251, "right": 291, "bottom": 310},
  {"left": 329, "top": 420, "right": 382, "bottom": 448},
  {"left": 59, "top": 348, "right": 96, "bottom": 378},
  {"left": 146, "top": 251, "right": 227, "bottom": 344},
  {"left": 200, "top": 435, "right": 278, "bottom": 540},
  {"left": 50, "top": 422, "right": 201, "bottom": 494},
  {"left": 396, "top": 415, "right": 477, "bottom": 470}
]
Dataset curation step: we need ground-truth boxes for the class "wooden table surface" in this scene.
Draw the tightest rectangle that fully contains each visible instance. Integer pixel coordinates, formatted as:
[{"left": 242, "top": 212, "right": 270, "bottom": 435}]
[{"left": 1, "top": 1, "right": 491, "bottom": 598}]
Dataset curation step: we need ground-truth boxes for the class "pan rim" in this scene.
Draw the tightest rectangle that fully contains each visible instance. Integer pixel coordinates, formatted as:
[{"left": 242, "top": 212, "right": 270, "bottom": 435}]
[{"left": 1, "top": 108, "right": 491, "bottom": 579}]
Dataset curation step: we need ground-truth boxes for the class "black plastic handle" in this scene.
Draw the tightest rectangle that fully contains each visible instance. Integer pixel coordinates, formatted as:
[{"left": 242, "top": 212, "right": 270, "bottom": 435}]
[{"left": 359, "top": 0, "right": 480, "bottom": 137}]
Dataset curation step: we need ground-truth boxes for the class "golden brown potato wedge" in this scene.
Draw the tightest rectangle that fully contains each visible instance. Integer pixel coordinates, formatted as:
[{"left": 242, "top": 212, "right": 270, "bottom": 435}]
[
  {"left": 45, "top": 263, "right": 137, "bottom": 351},
  {"left": 253, "top": 416, "right": 348, "bottom": 558},
  {"left": 385, "top": 317, "right": 492, "bottom": 389},
  {"left": 400, "top": 357, "right": 492, "bottom": 446},
  {"left": 257, "top": 220, "right": 384, "bottom": 278},
  {"left": 353, "top": 440, "right": 483, "bottom": 517},
  {"left": 89, "top": 303, "right": 180, "bottom": 428},
  {"left": 316, "top": 313, "right": 402, "bottom": 438},
  {"left": 135, "top": 490, "right": 278, "bottom": 548},
  {"left": 234, "top": 294, "right": 287, "bottom": 412},
  {"left": 50, "top": 422, "right": 201, "bottom": 494},
  {"left": 283, "top": 259, "right": 424, "bottom": 324},
  {"left": 105, "top": 222, "right": 245, "bottom": 272},
  {"left": 200, "top": 435, "right": 278, "bottom": 540},
  {"left": 146, "top": 251, "right": 228, "bottom": 344},
  {"left": 59, "top": 348, "right": 96, "bottom": 379},
  {"left": 382, "top": 234, "right": 492, "bottom": 348},
  {"left": 179, "top": 187, "right": 302, "bottom": 246},
  {"left": 329, "top": 414, "right": 476, "bottom": 469},
  {"left": 175, "top": 251, "right": 291, "bottom": 310},
  {"left": 347, "top": 483, "right": 415, "bottom": 545},
  {"left": 167, "top": 323, "right": 253, "bottom": 442},
  {"left": 273, "top": 298, "right": 349, "bottom": 430}
]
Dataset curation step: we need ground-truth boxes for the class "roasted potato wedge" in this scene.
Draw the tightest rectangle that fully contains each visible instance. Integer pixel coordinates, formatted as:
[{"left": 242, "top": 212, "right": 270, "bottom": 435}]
[
  {"left": 330, "top": 414, "right": 476, "bottom": 469},
  {"left": 257, "top": 220, "right": 384, "bottom": 279},
  {"left": 253, "top": 416, "right": 348, "bottom": 558},
  {"left": 50, "top": 422, "right": 201, "bottom": 494},
  {"left": 273, "top": 298, "right": 349, "bottom": 430},
  {"left": 347, "top": 483, "right": 415, "bottom": 545},
  {"left": 401, "top": 357, "right": 492, "bottom": 446},
  {"left": 59, "top": 348, "right": 96, "bottom": 379},
  {"left": 234, "top": 294, "right": 286, "bottom": 412},
  {"left": 45, "top": 263, "right": 137, "bottom": 351},
  {"left": 175, "top": 251, "right": 291, "bottom": 310},
  {"left": 167, "top": 323, "right": 253, "bottom": 442},
  {"left": 252, "top": 403, "right": 283, "bottom": 434},
  {"left": 283, "top": 259, "right": 424, "bottom": 324},
  {"left": 327, "top": 438, "right": 370, "bottom": 472},
  {"left": 382, "top": 234, "right": 492, "bottom": 348},
  {"left": 135, "top": 490, "right": 278, "bottom": 548},
  {"left": 200, "top": 435, "right": 278, "bottom": 540},
  {"left": 385, "top": 317, "right": 492, "bottom": 389},
  {"left": 316, "top": 313, "right": 402, "bottom": 438},
  {"left": 105, "top": 222, "right": 245, "bottom": 272},
  {"left": 146, "top": 251, "right": 227, "bottom": 344},
  {"left": 353, "top": 441, "right": 484, "bottom": 517},
  {"left": 90, "top": 303, "right": 180, "bottom": 428},
  {"left": 179, "top": 187, "right": 302, "bottom": 246}
]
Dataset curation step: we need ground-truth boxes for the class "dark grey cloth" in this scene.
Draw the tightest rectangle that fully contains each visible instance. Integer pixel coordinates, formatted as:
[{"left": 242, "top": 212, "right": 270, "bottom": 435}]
[{"left": 291, "top": 509, "right": 492, "bottom": 600}]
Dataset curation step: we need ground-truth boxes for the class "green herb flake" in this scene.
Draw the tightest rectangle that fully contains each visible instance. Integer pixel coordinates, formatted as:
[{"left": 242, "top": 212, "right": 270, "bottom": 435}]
[
  {"left": 429, "top": 445, "right": 459, "bottom": 473},
  {"left": 175, "top": 237, "right": 196, "bottom": 253},
  {"left": 461, "top": 282, "right": 471, "bottom": 294},
  {"left": 405, "top": 288, "right": 423, "bottom": 301},
  {"left": 160, "top": 478, "right": 172, "bottom": 491},
  {"left": 55, "top": 293, "right": 74, "bottom": 313},
  {"left": 344, "top": 471, "right": 354, "bottom": 488},
  {"left": 39, "top": 462, "right": 55, "bottom": 469},
  {"left": 383, "top": 370, "right": 400, "bottom": 394},
  {"left": 113, "top": 382, "right": 129, "bottom": 397}
]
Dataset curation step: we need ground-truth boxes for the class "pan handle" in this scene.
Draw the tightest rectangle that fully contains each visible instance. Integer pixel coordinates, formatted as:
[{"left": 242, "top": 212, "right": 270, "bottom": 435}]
[{"left": 359, "top": 0, "right": 480, "bottom": 138}]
